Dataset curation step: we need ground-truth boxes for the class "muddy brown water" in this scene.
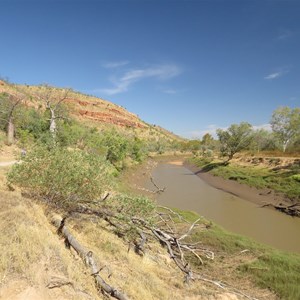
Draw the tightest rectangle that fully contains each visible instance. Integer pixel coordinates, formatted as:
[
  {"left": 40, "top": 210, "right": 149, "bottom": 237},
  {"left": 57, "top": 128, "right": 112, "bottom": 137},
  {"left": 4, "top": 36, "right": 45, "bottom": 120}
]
[{"left": 146, "top": 162, "right": 300, "bottom": 253}]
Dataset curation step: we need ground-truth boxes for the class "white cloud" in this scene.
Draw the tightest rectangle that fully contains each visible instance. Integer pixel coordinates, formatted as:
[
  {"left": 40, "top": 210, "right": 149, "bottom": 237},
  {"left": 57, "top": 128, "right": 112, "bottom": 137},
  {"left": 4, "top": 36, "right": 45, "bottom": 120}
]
[
  {"left": 102, "top": 60, "right": 129, "bottom": 69},
  {"left": 189, "top": 124, "right": 226, "bottom": 139},
  {"left": 99, "top": 64, "right": 181, "bottom": 95},
  {"left": 264, "top": 72, "right": 281, "bottom": 80}
]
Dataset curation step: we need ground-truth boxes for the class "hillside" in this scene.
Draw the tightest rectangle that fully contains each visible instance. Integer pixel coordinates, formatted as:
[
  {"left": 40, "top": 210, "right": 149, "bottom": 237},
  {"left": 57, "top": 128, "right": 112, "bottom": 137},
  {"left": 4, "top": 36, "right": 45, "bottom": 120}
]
[{"left": 0, "top": 80, "right": 183, "bottom": 144}]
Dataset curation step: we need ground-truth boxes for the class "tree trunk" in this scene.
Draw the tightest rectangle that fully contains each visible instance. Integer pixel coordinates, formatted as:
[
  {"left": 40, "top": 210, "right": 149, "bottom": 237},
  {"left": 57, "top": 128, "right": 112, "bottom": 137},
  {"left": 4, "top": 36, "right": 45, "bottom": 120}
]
[
  {"left": 52, "top": 216, "right": 129, "bottom": 300},
  {"left": 49, "top": 108, "right": 56, "bottom": 139},
  {"left": 283, "top": 142, "right": 288, "bottom": 152},
  {"left": 7, "top": 116, "right": 15, "bottom": 145}
]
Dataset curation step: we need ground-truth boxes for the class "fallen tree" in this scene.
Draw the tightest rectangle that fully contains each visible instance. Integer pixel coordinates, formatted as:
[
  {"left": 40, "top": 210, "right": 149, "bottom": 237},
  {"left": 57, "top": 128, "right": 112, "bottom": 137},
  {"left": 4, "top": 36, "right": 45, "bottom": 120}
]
[
  {"left": 64, "top": 204, "right": 258, "bottom": 300},
  {"left": 52, "top": 215, "right": 129, "bottom": 300}
]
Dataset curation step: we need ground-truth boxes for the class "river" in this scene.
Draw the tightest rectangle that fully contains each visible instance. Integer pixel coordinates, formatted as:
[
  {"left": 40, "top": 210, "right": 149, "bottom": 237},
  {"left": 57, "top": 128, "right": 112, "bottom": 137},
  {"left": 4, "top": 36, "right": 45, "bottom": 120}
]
[{"left": 146, "top": 162, "right": 300, "bottom": 253}]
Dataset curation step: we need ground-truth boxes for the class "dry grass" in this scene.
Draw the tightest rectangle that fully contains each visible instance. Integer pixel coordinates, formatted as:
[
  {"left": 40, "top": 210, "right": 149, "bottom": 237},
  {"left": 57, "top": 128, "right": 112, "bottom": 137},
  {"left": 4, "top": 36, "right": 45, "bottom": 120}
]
[
  {"left": 0, "top": 185, "right": 237, "bottom": 300},
  {"left": 0, "top": 184, "right": 253, "bottom": 299},
  {"left": 0, "top": 144, "right": 19, "bottom": 162},
  {"left": 0, "top": 189, "right": 101, "bottom": 299}
]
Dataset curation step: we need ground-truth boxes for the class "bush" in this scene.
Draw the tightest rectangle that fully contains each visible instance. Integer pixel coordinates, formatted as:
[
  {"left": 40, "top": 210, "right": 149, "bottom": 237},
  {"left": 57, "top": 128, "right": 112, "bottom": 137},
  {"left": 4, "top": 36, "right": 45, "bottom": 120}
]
[
  {"left": 108, "top": 194, "right": 155, "bottom": 220},
  {"left": 291, "top": 174, "right": 300, "bottom": 182},
  {"left": 7, "top": 146, "right": 114, "bottom": 209}
]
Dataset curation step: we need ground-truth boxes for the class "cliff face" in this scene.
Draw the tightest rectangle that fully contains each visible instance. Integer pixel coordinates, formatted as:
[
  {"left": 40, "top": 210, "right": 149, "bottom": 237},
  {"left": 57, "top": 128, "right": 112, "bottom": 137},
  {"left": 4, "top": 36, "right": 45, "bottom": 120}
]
[{"left": 66, "top": 97, "right": 147, "bottom": 129}]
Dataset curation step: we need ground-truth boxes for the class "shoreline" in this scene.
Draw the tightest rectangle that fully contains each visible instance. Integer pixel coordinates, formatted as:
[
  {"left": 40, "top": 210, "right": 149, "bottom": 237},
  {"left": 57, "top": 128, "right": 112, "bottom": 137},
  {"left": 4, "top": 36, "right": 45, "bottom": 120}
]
[
  {"left": 183, "top": 161, "right": 290, "bottom": 208},
  {"left": 124, "top": 156, "right": 292, "bottom": 211}
]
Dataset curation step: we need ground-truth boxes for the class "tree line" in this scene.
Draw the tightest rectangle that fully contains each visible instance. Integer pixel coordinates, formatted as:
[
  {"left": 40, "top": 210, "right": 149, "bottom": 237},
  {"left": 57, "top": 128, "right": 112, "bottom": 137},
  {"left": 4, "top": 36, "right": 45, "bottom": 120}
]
[{"left": 177, "top": 106, "right": 300, "bottom": 160}]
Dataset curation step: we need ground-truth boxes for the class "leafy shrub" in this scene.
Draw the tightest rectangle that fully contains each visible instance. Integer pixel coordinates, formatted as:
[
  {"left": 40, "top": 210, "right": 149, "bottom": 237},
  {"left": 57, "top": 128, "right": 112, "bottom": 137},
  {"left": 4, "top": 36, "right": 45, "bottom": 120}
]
[
  {"left": 101, "top": 130, "right": 129, "bottom": 168},
  {"left": 291, "top": 174, "right": 300, "bottom": 182},
  {"left": 7, "top": 146, "right": 114, "bottom": 209},
  {"left": 130, "top": 137, "right": 147, "bottom": 162},
  {"left": 107, "top": 194, "right": 155, "bottom": 220},
  {"left": 105, "top": 193, "right": 156, "bottom": 240}
]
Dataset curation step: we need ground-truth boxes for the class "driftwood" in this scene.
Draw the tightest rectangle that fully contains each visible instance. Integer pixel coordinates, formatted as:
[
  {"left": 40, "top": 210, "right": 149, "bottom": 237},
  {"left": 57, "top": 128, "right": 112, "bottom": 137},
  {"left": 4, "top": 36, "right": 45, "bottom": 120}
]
[
  {"left": 150, "top": 176, "right": 166, "bottom": 193},
  {"left": 261, "top": 202, "right": 300, "bottom": 217},
  {"left": 51, "top": 216, "right": 129, "bottom": 300}
]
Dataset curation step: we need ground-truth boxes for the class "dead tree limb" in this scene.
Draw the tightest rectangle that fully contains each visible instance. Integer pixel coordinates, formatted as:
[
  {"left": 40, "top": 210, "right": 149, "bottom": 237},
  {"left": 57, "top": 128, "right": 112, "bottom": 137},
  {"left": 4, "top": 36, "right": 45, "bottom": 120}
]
[
  {"left": 56, "top": 205, "right": 257, "bottom": 299},
  {"left": 260, "top": 201, "right": 300, "bottom": 217},
  {"left": 51, "top": 216, "right": 129, "bottom": 300},
  {"left": 150, "top": 176, "right": 166, "bottom": 193},
  {"left": 194, "top": 273, "right": 259, "bottom": 300},
  {"left": 178, "top": 218, "right": 201, "bottom": 241}
]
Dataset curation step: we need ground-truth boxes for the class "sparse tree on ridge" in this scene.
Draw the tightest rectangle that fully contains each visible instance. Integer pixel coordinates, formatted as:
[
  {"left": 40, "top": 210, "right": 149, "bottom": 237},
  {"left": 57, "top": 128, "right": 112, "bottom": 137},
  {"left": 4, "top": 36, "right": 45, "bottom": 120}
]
[
  {"left": 34, "top": 84, "right": 71, "bottom": 140},
  {"left": 270, "top": 106, "right": 300, "bottom": 152},
  {"left": 217, "top": 122, "right": 253, "bottom": 160},
  {"left": 0, "top": 91, "right": 25, "bottom": 145}
]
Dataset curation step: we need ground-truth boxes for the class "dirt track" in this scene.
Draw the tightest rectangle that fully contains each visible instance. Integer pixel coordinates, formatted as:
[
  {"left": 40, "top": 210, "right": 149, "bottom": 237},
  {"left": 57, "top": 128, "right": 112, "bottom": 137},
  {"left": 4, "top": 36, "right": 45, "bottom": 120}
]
[{"left": 0, "top": 160, "right": 17, "bottom": 167}]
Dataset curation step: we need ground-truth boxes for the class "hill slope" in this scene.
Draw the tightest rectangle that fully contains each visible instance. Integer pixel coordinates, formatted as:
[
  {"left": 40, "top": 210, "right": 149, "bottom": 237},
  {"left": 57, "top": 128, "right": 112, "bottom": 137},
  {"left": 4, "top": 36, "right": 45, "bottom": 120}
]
[{"left": 0, "top": 80, "right": 183, "bottom": 143}]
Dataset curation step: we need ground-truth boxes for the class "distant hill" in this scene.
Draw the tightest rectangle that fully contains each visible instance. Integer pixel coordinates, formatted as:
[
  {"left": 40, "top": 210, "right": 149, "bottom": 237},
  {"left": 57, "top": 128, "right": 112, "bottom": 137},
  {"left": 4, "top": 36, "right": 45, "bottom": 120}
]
[{"left": 0, "top": 80, "right": 184, "bottom": 143}]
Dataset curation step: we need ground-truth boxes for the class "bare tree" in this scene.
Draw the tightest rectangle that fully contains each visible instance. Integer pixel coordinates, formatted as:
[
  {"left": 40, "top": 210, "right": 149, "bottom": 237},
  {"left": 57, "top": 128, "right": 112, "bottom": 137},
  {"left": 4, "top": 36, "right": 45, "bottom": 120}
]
[
  {"left": 0, "top": 92, "right": 25, "bottom": 145},
  {"left": 34, "top": 85, "right": 70, "bottom": 139}
]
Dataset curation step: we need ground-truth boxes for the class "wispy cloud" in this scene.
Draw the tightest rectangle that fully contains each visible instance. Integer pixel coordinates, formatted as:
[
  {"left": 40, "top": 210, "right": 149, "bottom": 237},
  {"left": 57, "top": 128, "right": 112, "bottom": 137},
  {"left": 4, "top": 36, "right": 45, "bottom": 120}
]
[
  {"left": 264, "top": 68, "right": 289, "bottom": 80},
  {"left": 163, "top": 89, "right": 177, "bottom": 94},
  {"left": 277, "top": 29, "right": 292, "bottom": 40},
  {"left": 264, "top": 72, "right": 282, "bottom": 80},
  {"left": 99, "top": 64, "right": 181, "bottom": 95},
  {"left": 102, "top": 60, "right": 129, "bottom": 69}
]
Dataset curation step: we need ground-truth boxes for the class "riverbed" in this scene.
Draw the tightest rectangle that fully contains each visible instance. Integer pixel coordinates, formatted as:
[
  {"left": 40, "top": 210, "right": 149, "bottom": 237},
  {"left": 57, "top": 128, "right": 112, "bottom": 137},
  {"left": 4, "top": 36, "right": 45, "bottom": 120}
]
[{"left": 146, "top": 161, "right": 300, "bottom": 253}]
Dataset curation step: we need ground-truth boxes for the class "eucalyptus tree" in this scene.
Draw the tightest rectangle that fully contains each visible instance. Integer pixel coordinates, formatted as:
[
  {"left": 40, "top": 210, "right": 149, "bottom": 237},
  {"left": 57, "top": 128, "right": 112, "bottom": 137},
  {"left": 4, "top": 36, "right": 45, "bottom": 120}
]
[
  {"left": 217, "top": 122, "right": 253, "bottom": 160},
  {"left": 270, "top": 106, "right": 300, "bottom": 152}
]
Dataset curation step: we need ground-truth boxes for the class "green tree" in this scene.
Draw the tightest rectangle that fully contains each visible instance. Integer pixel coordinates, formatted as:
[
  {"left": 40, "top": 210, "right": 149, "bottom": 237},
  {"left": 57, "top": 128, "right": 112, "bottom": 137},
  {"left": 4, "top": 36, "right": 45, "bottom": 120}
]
[
  {"left": 250, "top": 129, "right": 277, "bottom": 152},
  {"left": 217, "top": 122, "right": 253, "bottom": 160},
  {"left": 202, "top": 133, "right": 214, "bottom": 146},
  {"left": 101, "top": 130, "right": 129, "bottom": 168},
  {"left": 130, "top": 137, "right": 147, "bottom": 162},
  {"left": 270, "top": 106, "right": 300, "bottom": 152}
]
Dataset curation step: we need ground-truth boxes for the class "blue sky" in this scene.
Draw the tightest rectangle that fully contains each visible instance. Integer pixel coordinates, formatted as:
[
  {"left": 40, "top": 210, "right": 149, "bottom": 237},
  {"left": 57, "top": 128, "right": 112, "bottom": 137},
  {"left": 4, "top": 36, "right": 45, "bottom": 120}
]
[{"left": 1, "top": 0, "right": 299, "bottom": 138}]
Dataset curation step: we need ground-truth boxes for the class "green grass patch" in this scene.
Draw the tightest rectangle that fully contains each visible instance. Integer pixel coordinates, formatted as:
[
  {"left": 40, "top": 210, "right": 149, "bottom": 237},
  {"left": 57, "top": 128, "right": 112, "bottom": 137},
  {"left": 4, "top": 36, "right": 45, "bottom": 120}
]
[{"left": 240, "top": 251, "right": 300, "bottom": 300}]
